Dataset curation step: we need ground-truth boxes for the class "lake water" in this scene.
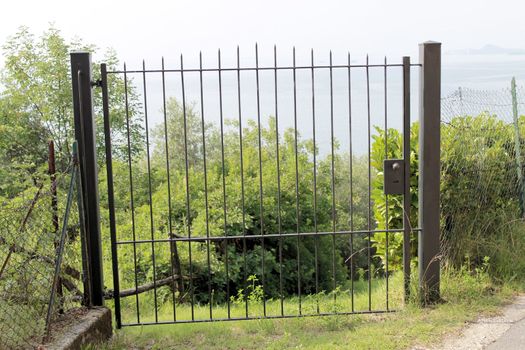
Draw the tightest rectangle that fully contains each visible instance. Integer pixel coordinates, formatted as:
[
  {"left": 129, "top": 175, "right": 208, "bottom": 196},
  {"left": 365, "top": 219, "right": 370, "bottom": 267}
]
[{"left": 116, "top": 52, "right": 525, "bottom": 156}]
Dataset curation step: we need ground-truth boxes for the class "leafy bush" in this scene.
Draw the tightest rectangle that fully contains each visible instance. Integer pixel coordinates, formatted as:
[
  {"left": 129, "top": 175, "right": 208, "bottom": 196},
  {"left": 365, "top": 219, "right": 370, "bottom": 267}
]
[
  {"left": 371, "top": 114, "right": 525, "bottom": 281},
  {"left": 370, "top": 125, "right": 419, "bottom": 272}
]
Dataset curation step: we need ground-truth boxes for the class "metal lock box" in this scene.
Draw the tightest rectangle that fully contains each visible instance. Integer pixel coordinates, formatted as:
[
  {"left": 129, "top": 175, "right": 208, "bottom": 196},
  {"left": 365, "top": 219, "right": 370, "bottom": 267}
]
[{"left": 383, "top": 159, "right": 404, "bottom": 195}]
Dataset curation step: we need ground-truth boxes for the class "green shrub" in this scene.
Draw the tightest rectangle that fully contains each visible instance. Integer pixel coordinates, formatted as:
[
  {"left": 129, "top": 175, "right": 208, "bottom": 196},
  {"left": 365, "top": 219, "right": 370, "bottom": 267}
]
[{"left": 371, "top": 114, "right": 525, "bottom": 282}]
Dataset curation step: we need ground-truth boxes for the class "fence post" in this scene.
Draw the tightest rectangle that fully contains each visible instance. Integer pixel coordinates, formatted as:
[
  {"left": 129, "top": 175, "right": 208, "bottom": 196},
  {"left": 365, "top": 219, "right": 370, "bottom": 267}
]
[
  {"left": 402, "top": 56, "right": 411, "bottom": 303},
  {"left": 48, "top": 140, "right": 63, "bottom": 313},
  {"left": 70, "top": 52, "right": 104, "bottom": 306},
  {"left": 418, "top": 41, "right": 441, "bottom": 304},
  {"left": 511, "top": 77, "right": 525, "bottom": 218}
]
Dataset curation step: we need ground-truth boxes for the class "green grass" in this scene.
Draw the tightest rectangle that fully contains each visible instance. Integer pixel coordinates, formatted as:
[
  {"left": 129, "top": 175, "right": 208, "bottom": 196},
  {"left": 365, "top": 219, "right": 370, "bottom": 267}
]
[
  {"left": 116, "top": 274, "right": 403, "bottom": 325},
  {"left": 92, "top": 270, "right": 520, "bottom": 350}
]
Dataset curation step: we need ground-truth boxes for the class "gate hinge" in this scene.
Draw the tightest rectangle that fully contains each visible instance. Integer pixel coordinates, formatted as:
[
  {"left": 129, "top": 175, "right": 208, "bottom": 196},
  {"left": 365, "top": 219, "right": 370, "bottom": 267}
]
[
  {"left": 91, "top": 79, "right": 103, "bottom": 88},
  {"left": 384, "top": 159, "right": 404, "bottom": 195}
]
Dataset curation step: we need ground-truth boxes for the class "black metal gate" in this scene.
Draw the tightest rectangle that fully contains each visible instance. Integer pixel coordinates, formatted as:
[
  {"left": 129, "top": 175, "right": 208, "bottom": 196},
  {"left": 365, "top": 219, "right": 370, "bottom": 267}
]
[{"left": 71, "top": 42, "right": 441, "bottom": 328}]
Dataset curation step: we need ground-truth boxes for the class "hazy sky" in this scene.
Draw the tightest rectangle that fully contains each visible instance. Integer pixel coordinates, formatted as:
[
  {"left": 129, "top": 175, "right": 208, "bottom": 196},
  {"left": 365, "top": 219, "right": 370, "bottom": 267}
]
[
  {"left": 1, "top": 0, "right": 525, "bottom": 158},
  {"left": 1, "top": 0, "right": 525, "bottom": 65}
]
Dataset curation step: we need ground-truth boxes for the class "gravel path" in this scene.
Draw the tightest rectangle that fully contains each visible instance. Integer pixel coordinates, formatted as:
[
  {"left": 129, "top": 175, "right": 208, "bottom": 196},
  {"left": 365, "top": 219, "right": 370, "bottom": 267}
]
[{"left": 436, "top": 295, "right": 525, "bottom": 350}]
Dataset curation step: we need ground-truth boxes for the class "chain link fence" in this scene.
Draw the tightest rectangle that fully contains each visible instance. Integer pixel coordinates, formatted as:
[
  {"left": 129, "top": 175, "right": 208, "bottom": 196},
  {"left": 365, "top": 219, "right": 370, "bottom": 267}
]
[
  {"left": 0, "top": 149, "right": 86, "bottom": 349},
  {"left": 440, "top": 81, "right": 525, "bottom": 271},
  {"left": 442, "top": 83, "right": 525, "bottom": 124}
]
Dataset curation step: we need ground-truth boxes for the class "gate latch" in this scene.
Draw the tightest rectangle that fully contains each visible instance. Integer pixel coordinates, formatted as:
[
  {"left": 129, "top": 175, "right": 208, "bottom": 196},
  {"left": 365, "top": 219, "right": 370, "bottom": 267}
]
[{"left": 383, "top": 159, "right": 404, "bottom": 195}]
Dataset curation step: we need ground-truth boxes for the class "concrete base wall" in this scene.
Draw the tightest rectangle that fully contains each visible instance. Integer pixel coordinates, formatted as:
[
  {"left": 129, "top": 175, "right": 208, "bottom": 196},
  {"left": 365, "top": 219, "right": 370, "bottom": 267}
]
[{"left": 45, "top": 307, "right": 112, "bottom": 350}]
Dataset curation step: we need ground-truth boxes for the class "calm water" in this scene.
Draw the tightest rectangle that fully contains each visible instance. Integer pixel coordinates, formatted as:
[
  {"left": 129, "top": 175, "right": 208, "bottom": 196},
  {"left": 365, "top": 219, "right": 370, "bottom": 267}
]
[
  {"left": 443, "top": 53, "right": 525, "bottom": 92},
  {"left": 115, "top": 52, "right": 525, "bottom": 156}
]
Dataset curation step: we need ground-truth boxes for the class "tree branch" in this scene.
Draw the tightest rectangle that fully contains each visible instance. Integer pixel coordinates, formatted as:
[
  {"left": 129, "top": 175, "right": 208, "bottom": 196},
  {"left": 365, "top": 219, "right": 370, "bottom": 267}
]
[
  {"left": 60, "top": 277, "right": 83, "bottom": 298},
  {"left": 0, "top": 235, "right": 81, "bottom": 280},
  {"left": 0, "top": 184, "right": 43, "bottom": 279},
  {"left": 105, "top": 274, "right": 190, "bottom": 299}
]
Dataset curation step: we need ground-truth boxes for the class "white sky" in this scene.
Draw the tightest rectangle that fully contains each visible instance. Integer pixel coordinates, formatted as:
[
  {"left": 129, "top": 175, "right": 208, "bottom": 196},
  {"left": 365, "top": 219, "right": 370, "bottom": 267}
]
[
  {"left": 2, "top": 0, "right": 525, "bottom": 156},
  {"left": 1, "top": 0, "right": 524, "bottom": 65}
]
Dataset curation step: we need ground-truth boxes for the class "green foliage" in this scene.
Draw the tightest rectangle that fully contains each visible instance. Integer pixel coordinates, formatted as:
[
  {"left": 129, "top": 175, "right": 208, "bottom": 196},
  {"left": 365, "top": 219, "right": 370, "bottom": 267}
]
[
  {"left": 0, "top": 26, "right": 143, "bottom": 197},
  {"left": 371, "top": 113, "right": 525, "bottom": 281},
  {"left": 0, "top": 167, "right": 84, "bottom": 348},
  {"left": 0, "top": 26, "right": 380, "bottom": 315},
  {"left": 0, "top": 26, "right": 143, "bottom": 346},
  {"left": 370, "top": 125, "right": 419, "bottom": 271},
  {"left": 485, "top": 221, "right": 525, "bottom": 281},
  {"left": 440, "top": 114, "right": 521, "bottom": 267},
  {"left": 103, "top": 102, "right": 358, "bottom": 303},
  {"left": 231, "top": 274, "right": 265, "bottom": 304}
]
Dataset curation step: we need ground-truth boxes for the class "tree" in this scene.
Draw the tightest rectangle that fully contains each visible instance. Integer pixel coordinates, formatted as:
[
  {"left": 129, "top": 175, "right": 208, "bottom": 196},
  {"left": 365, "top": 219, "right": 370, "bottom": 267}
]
[
  {"left": 0, "top": 96, "right": 48, "bottom": 196},
  {"left": 0, "top": 26, "right": 143, "bottom": 197}
]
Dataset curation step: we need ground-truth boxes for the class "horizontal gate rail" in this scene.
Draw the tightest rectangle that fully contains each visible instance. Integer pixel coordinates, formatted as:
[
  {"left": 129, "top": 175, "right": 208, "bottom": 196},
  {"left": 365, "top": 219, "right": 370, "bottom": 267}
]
[
  {"left": 106, "top": 63, "right": 422, "bottom": 75},
  {"left": 121, "top": 309, "right": 396, "bottom": 327},
  {"left": 114, "top": 228, "right": 422, "bottom": 244}
]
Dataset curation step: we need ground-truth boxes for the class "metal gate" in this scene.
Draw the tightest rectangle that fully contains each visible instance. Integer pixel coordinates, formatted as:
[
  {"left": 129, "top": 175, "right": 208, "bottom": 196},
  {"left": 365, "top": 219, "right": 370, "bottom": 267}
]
[{"left": 71, "top": 42, "right": 441, "bottom": 328}]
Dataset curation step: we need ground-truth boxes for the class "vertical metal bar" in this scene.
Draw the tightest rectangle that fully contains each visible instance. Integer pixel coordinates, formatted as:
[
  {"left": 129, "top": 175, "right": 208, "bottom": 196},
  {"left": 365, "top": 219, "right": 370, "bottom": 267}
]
[
  {"left": 292, "top": 47, "right": 301, "bottom": 315},
  {"left": 101, "top": 63, "right": 121, "bottom": 327},
  {"left": 200, "top": 52, "right": 213, "bottom": 320},
  {"left": 45, "top": 152, "right": 77, "bottom": 333},
  {"left": 142, "top": 60, "right": 159, "bottom": 323},
  {"left": 180, "top": 54, "right": 195, "bottom": 320},
  {"left": 161, "top": 57, "right": 178, "bottom": 321},
  {"left": 402, "top": 56, "right": 412, "bottom": 303},
  {"left": 274, "top": 45, "right": 284, "bottom": 317},
  {"left": 237, "top": 46, "right": 248, "bottom": 318},
  {"left": 365, "top": 55, "right": 372, "bottom": 311},
  {"left": 511, "top": 77, "right": 525, "bottom": 218},
  {"left": 384, "top": 56, "right": 389, "bottom": 311},
  {"left": 311, "top": 49, "right": 320, "bottom": 314},
  {"left": 123, "top": 62, "right": 140, "bottom": 322},
  {"left": 70, "top": 52, "right": 104, "bottom": 306},
  {"left": 418, "top": 41, "right": 441, "bottom": 304},
  {"left": 255, "top": 44, "right": 267, "bottom": 316},
  {"left": 329, "top": 51, "right": 337, "bottom": 305},
  {"left": 218, "top": 49, "right": 230, "bottom": 318},
  {"left": 347, "top": 53, "right": 354, "bottom": 313},
  {"left": 237, "top": 47, "right": 249, "bottom": 319},
  {"left": 76, "top": 141, "right": 90, "bottom": 307}
]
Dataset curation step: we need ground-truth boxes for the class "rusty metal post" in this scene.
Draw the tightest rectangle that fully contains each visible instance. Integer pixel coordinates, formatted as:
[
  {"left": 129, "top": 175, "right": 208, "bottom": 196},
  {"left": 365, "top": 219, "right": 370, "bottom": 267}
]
[
  {"left": 418, "top": 41, "right": 441, "bottom": 304},
  {"left": 70, "top": 52, "right": 104, "bottom": 306}
]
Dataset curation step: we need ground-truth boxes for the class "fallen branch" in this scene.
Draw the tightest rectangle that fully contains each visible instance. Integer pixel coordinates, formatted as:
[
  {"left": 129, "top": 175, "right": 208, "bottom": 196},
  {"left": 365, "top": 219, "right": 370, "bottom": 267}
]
[{"left": 105, "top": 274, "right": 190, "bottom": 299}]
